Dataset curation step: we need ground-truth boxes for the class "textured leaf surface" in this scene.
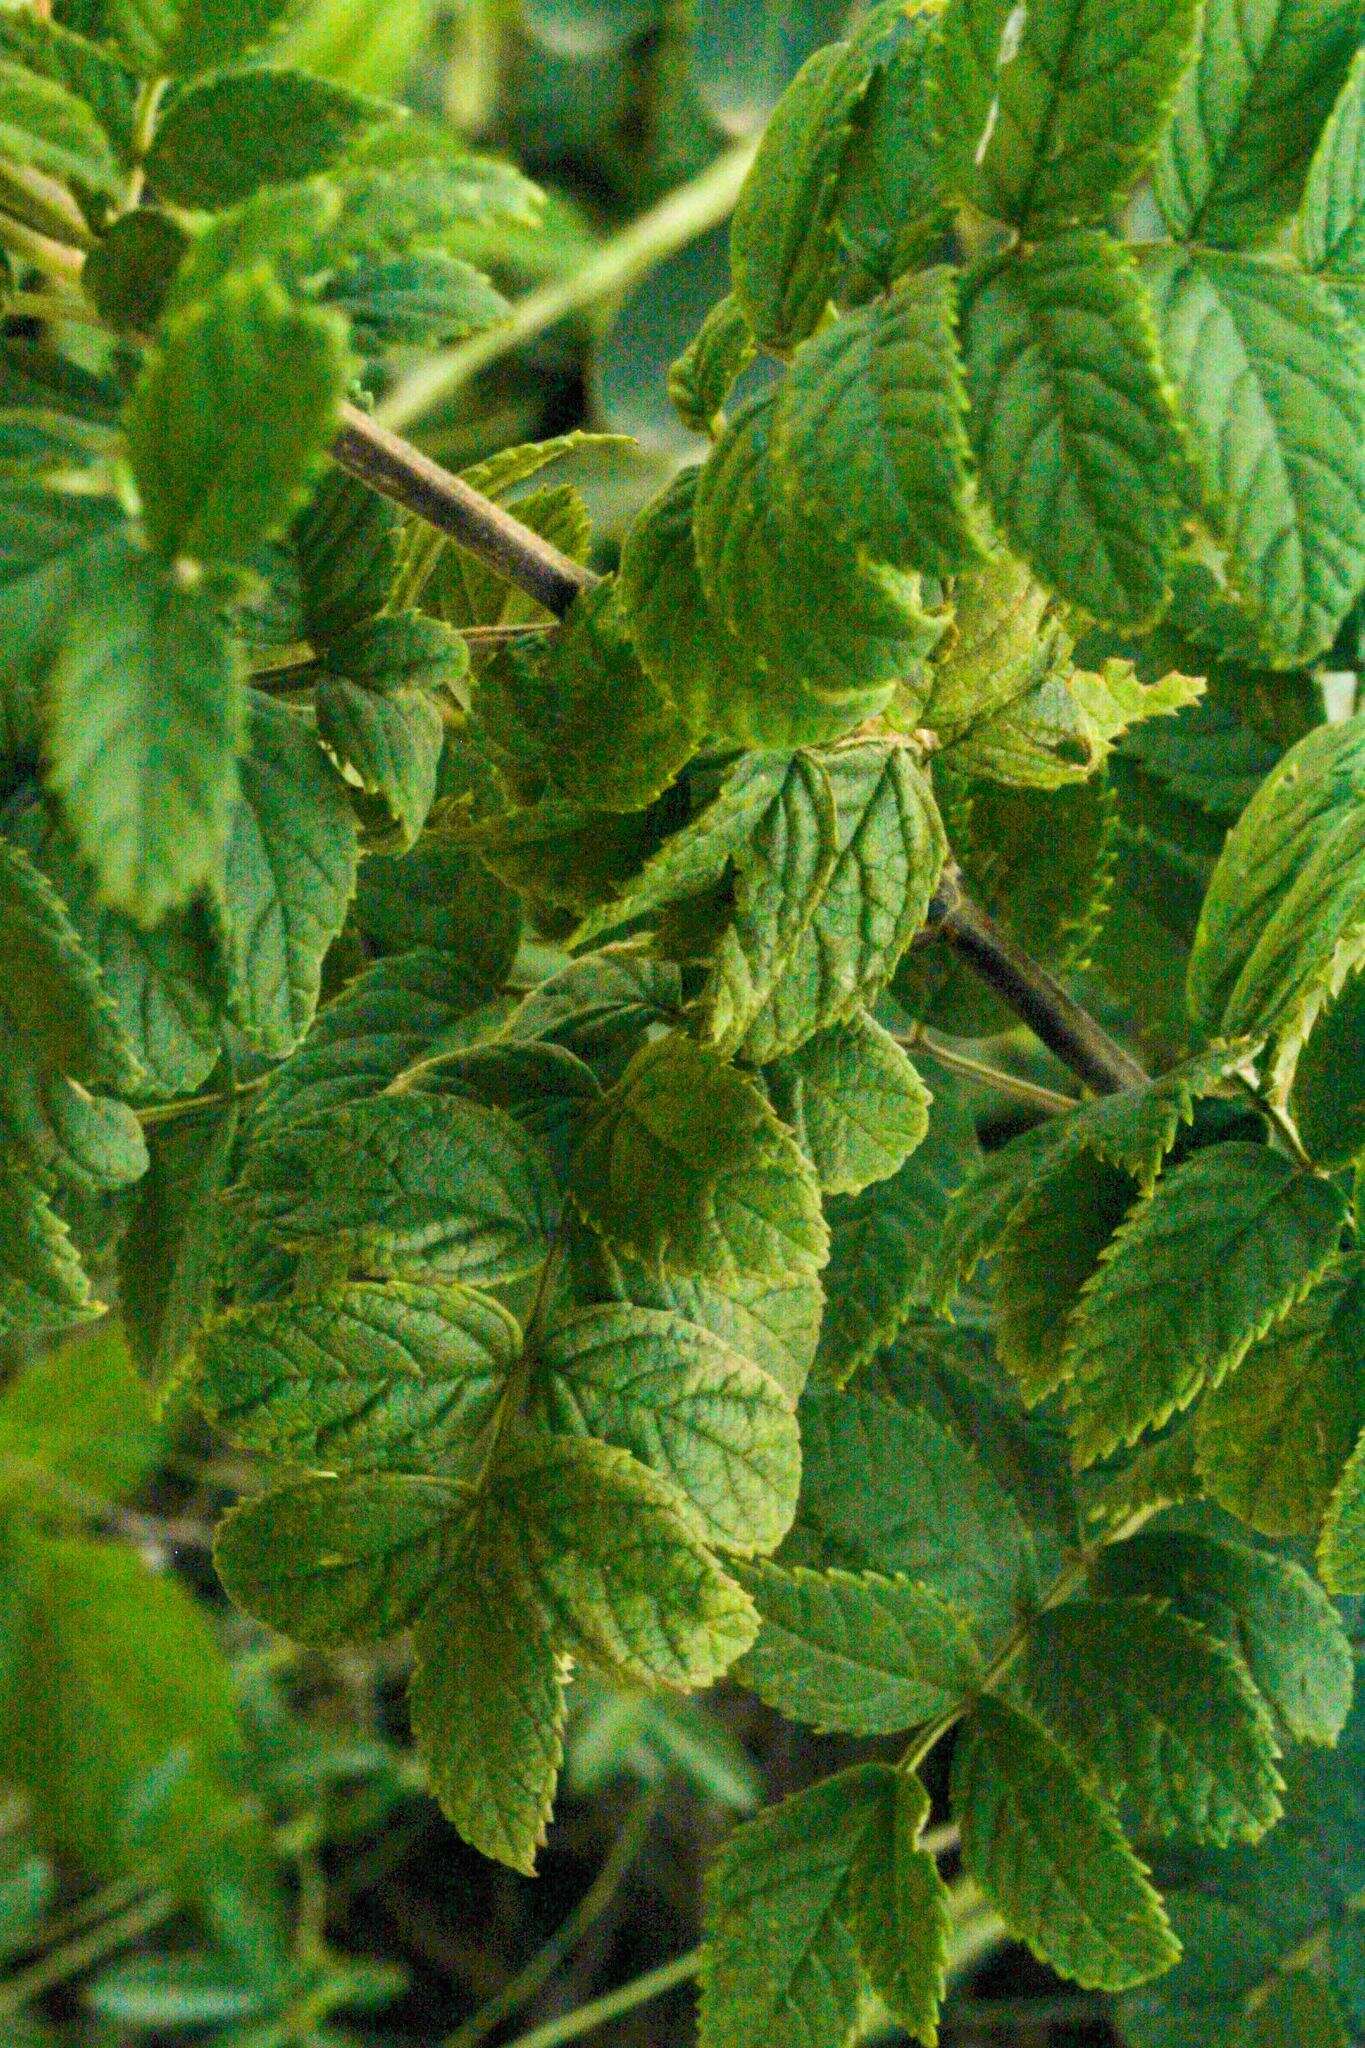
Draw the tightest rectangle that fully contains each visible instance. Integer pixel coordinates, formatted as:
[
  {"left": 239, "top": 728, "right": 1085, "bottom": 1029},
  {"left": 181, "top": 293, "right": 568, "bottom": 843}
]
[
  {"left": 1023, "top": 1596, "right": 1284, "bottom": 1844},
  {"left": 315, "top": 679, "right": 443, "bottom": 850},
  {"left": 570, "top": 1033, "right": 827, "bottom": 1284},
  {"left": 953, "top": 1695, "right": 1178, "bottom": 1991},
  {"left": 489, "top": 1437, "right": 756, "bottom": 1688},
  {"left": 766, "top": 1015, "right": 930, "bottom": 1196},
  {"left": 736, "top": 1561, "right": 981, "bottom": 1733},
  {"left": 793, "top": 1386, "right": 1041, "bottom": 1651},
  {"left": 0, "top": 1168, "right": 97, "bottom": 1339},
  {"left": 219, "top": 694, "right": 358, "bottom": 1061},
  {"left": 846, "top": 1771, "right": 949, "bottom": 2047},
  {"left": 237, "top": 1093, "right": 559, "bottom": 1286},
  {"left": 410, "top": 1568, "right": 567, "bottom": 1878},
  {"left": 541, "top": 1305, "right": 800, "bottom": 1555},
  {"left": 1141, "top": 249, "right": 1365, "bottom": 666},
  {"left": 1064, "top": 1143, "right": 1347, "bottom": 1464},
  {"left": 196, "top": 1283, "right": 520, "bottom": 1476},
  {"left": 1197, "top": 1256, "right": 1365, "bottom": 1536},
  {"left": 1301, "top": 45, "right": 1365, "bottom": 273},
  {"left": 698, "top": 1765, "right": 885, "bottom": 2048},
  {"left": 129, "top": 270, "right": 349, "bottom": 569},
  {"left": 46, "top": 545, "right": 243, "bottom": 925},
  {"left": 1320, "top": 1430, "right": 1365, "bottom": 1593},
  {"left": 962, "top": 235, "right": 1179, "bottom": 626},
  {"left": 1156, "top": 0, "right": 1363, "bottom": 245},
  {"left": 215, "top": 1474, "right": 459, "bottom": 1645},
  {"left": 1094, "top": 1532, "right": 1353, "bottom": 1747},
  {"left": 931, "top": 0, "right": 1199, "bottom": 230},
  {"left": 736, "top": 743, "right": 947, "bottom": 1062},
  {"left": 1291, "top": 967, "right": 1365, "bottom": 1167}
]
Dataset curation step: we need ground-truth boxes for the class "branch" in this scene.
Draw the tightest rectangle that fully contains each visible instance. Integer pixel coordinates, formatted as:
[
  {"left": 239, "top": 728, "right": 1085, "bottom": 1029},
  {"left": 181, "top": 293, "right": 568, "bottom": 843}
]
[{"left": 330, "top": 413, "right": 1149, "bottom": 1100}]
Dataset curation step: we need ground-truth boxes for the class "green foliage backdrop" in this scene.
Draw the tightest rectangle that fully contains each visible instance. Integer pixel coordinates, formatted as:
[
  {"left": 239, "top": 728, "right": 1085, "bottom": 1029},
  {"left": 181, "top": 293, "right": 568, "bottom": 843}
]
[{"left": 0, "top": 0, "right": 1361, "bottom": 2043}]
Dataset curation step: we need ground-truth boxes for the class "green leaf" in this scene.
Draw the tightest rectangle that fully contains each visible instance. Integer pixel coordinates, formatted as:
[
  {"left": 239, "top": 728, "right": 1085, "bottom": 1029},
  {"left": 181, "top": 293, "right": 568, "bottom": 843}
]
[
  {"left": 119, "top": 1097, "right": 239, "bottom": 1384},
  {"left": 694, "top": 396, "right": 947, "bottom": 715},
  {"left": 1235, "top": 1975, "right": 1352, "bottom": 2048},
  {"left": 219, "top": 693, "right": 358, "bottom": 1061},
  {"left": 570, "top": 1032, "right": 827, "bottom": 1285},
  {"left": 1197, "top": 1255, "right": 1365, "bottom": 1536},
  {"left": 477, "top": 579, "right": 694, "bottom": 814},
  {"left": 736, "top": 1561, "right": 981, "bottom": 1734},
  {"left": 669, "top": 293, "right": 756, "bottom": 435},
  {"left": 846, "top": 1770, "right": 950, "bottom": 2048},
  {"left": 325, "top": 611, "right": 470, "bottom": 692},
  {"left": 315, "top": 678, "right": 443, "bottom": 850},
  {"left": 951, "top": 1694, "right": 1179, "bottom": 1992},
  {"left": 733, "top": 743, "right": 947, "bottom": 1063},
  {"left": 146, "top": 69, "right": 388, "bottom": 209},
  {"left": 774, "top": 271, "right": 988, "bottom": 577},
  {"left": 729, "top": 38, "right": 876, "bottom": 351},
  {"left": 700, "top": 751, "right": 838, "bottom": 1055},
  {"left": 0, "top": 1325, "right": 163, "bottom": 1517},
  {"left": 128, "top": 269, "right": 349, "bottom": 569},
  {"left": 1094, "top": 1532, "right": 1354, "bottom": 1748},
  {"left": 45, "top": 542, "right": 244, "bottom": 925},
  {"left": 993, "top": 1151, "right": 1140, "bottom": 1403},
  {"left": 817, "top": 1073, "right": 981, "bottom": 1382},
  {"left": 355, "top": 839, "right": 520, "bottom": 977},
  {"left": 0, "top": 482, "right": 126, "bottom": 769},
  {"left": 570, "top": 1225, "right": 822, "bottom": 1408},
  {"left": 930, "top": 0, "right": 1199, "bottom": 231},
  {"left": 766, "top": 1015, "right": 930, "bottom": 1196},
  {"left": 1064, "top": 1142, "right": 1348, "bottom": 1465},
  {"left": 1291, "top": 967, "right": 1365, "bottom": 1166},
  {"left": 214, "top": 1473, "right": 459, "bottom": 1645},
  {"left": 410, "top": 1565, "right": 568, "bottom": 1877},
  {"left": 195, "top": 1281, "right": 520, "bottom": 1476},
  {"left": 110, "top": 0, "right": 300, "bottom": 75},
  {"left": 0, "top": 833, "right": 139, "bottom": 1148},
  {"left": 0, "top": 1165, "right": 97, "bottom": 1338},
  {"left": 293, "top": 463, "right": 405, "bottom": 646},
  {"left": 1300, "top": 46, "right": 1365, "bottom": 274},
  {"left": 251, "top": 948, "right": 505, "bottom": 1139},
  {"left": 541, "top": 1304, "right": 800, "bottom": 1556},
  {"left": 793, "top": 1386, "right": 1042, "bottom": 1652},
  {"left": 1155, "top": 0, "right": 1363, "bottom": 245},
  {"left": 0, "top": 1526, "right": 244, "bottom": 1883},
  {"left": 962, "top": 234, "right": 1180, "bottom": 627},
  {"left": 488, "top": 1436, "right": 757, "bottom": 1688},
  {"left": 1023, "top": 1596, "right": 1284, "bottom": 1844},
  {"left": 0, "top": 56, "right": 121, "bottom": 196},
  {"left": 698, "top": 1765, "right": 887, "bottom": 2048},
  {"left": 324, "top": 250, "right": 508, "bottom": 350},
  {"left": 235, "top": 1092, "right": 559, "bottom": 1287},
  {"left": 1139, "top": 249, "right": 1365, "bottom": 666},
  {"left": 1320, "top": 1428, "right": 1365, "bottom": 1592}
]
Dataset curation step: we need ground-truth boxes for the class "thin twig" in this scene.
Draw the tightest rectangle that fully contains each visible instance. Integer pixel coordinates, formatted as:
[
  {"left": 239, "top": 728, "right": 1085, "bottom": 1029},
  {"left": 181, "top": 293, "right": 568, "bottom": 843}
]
[
  {"left": 377, "top": 139, "right": 758, "bottom": 431},
  {"left": 497, "top": 1949, "right": 700, "bottom": 2048},
  {"left": 1231, "top": 1068, "right": 1317, "bottom": 1173},
  {"left": 333, "top": 403, "right": 596, "bottom": 619},
  {"left": 0, "top": 1888, "right": 177, "bottom": 2013},
  {"left": 903, "top": 1025, "right": 1080, "bottom": 1116},
  {"left": 922, "top": 867, "right": 1149, "bottom": 1096}
]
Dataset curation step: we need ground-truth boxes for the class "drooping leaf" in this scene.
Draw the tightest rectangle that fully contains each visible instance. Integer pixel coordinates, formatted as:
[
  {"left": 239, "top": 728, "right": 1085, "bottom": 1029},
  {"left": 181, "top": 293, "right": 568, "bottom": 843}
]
[
  {"left": 0, "top": 1165, "right": 96, "bottom": 1339},
  {"left": 45, "top": 542, "right": 244, "bottom": 925},
  {"left": 698, "top": 1765, "right": 888, "bottom": 2048},
  {"left": 218, "top": 693, "right": 359, "bottom": 1061},
  {"left": 128, "top": 270, "right": 350, "bottom": 569},
  {"left": 668, "top": 293, "right": 757, "bottom": 436},
  {"left": 1156, "top": 0, "right": 1364, "bottom": 246},
  {"left": 1196, "top": 1255, "right": 1365, "bottom": 1538},
  {"left": 1064, "top": 1142, "right": 1348, "bottom": 1465},
  {"left": 1140, "top": 249, "right": 1365, "bottom": 666},
  {"left": 931, "top": 0, "right": 1200, "bottom": 232},
  {"left": 953, "top": 1694, "right": 1179, "bottom": 1991},
  {"left": 846, "top": 1770, "right": 950, "bottom": 2048},
  {"left": 315, "top": 678, "right": 444, "bottom": 850},
  {"left": 962, "top": 234, "right": 1180, "bottom": 627}
]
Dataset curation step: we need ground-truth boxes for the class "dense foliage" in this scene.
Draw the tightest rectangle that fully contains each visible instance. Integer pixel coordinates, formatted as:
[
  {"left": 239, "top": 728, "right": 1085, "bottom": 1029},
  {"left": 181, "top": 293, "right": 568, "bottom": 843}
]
[{"left": 0, "top": 0, "right": 1362, "bottom": 2043}]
